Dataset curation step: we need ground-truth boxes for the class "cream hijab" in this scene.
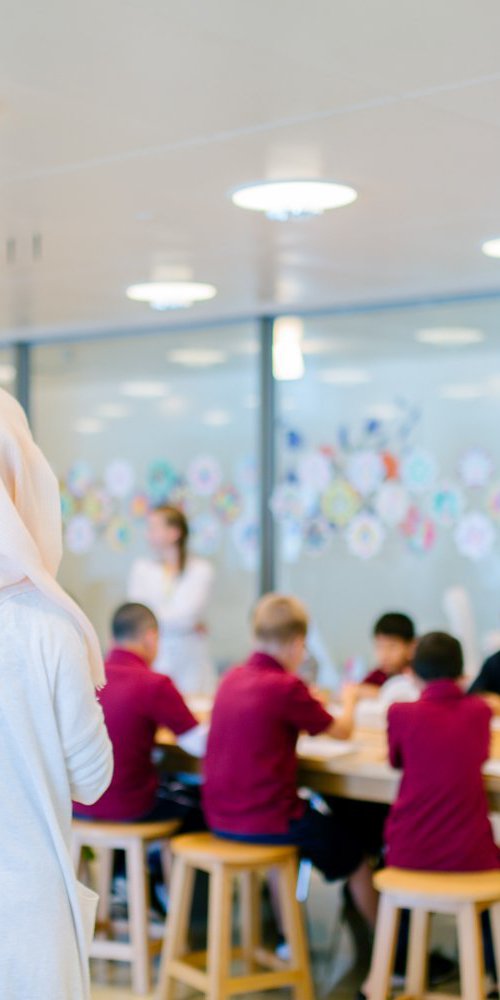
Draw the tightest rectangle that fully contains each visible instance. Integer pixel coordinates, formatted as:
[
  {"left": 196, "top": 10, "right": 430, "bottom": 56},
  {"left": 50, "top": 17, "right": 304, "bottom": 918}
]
[{"left": 0, "top": 389, "right": 105, "bottom": 687}]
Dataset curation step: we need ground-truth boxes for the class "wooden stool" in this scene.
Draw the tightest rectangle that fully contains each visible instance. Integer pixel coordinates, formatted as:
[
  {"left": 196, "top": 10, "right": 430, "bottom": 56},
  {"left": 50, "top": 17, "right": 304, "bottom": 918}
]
[
  {"left": 368, "top": 867, "right": 500, "bottom": 1000},
  {"left": 72, "top": 818, "right": 180, "bottom": 995},
  {"left": 156, "top": 831, "right": 314, "bottom": 999}
]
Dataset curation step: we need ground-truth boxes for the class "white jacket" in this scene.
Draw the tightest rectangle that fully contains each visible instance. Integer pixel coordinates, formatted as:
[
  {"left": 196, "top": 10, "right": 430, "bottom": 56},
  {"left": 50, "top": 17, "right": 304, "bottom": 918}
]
[
  {"left": 0, "top": 582, "right": 113, "bottom": 1000},
  {"left": 127, "top": 556, "right": 215, "bottom": 694}
]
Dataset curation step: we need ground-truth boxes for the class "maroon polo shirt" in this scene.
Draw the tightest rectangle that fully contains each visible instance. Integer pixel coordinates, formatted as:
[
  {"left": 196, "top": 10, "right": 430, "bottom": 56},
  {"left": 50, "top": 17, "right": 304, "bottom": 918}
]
[
  {"left": 74, "top": 648, "right": 197, "bottom": 821},
  {"left": 202, "top": 651, "right": 333, "bottom": 836},
  {"left": 362, "top": 667, "right": 390, "bottom": 687},
  {"left": 385, "top": 679, "right": 499, "bottom": 871}
]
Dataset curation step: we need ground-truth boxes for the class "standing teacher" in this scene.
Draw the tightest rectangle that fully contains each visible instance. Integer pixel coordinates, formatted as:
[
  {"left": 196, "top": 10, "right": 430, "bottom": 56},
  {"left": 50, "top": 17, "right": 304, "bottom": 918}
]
[
  {"left": 127, "top": 505, "right": 215, "bottom": 695},
  {"left": 0, "top": 390, "right": 113, "bottom": 1000}
]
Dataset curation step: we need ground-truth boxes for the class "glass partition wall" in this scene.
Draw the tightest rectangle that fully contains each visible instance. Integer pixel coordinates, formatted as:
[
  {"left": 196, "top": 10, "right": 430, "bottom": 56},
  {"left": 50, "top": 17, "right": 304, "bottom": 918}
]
[
  {"left": 19, "top": 294, "right": 500, "bottom": 679},
  {"left": 32, "top": 325, "right": 259, "bottom": 670}
]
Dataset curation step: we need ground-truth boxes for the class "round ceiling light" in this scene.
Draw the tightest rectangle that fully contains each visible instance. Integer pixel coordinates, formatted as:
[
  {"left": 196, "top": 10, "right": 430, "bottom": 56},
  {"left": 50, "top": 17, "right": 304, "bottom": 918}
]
[
  {"left": 416, "top": 327, "right": 484, "bottom": 346},
  {"left": 482, "top": 238, "right": 500, "bottom": 258},
  {"left": 126, "top": 281, "right": 217, "bottom": 310},
  {"left": 231, "top": 180, "right": 357, "bottom": 220}
]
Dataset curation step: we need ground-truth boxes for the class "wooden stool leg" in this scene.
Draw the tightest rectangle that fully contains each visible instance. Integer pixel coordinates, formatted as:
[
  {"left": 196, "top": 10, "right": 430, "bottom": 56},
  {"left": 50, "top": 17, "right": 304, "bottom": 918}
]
[
  {"left": 207, "top": 865, "right": 233, "bottom": 1000},
  {"left": 277, "top": 857, "right": 314, "bottom": 1000},
  {"left": 96, "top": 847, "right": 113, "bottom": 925},
  {"left": 406, "top": 908, "right": 430, "bottom": 998},
  {"left": 489, "top": 903, "right": 500, "bottom": 988},
  {"left": 457, "top": 902, "right": 484, "bottom": 1000},
  {"left": 127, "top": 839, "right": 151, "bottom": 995},
  {"left": 240, "top": 871, "right": 260, "bottom": 969},
  {"left": 366, "top": 894, "right": 401, "bottom": 1000},
  {"left": 156, "top": 857, "right": 194, "bottom": 1000}
]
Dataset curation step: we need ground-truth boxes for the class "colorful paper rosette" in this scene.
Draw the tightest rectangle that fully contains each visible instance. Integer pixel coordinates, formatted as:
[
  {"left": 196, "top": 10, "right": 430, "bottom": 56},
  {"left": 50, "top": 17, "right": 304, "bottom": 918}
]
[
  {"left": 82, "top": 487, "right": 114, "bottom": 527},
  {"left": 65, "top": 514, "right": 95, "bottom": 555},
  {"left": 129, "top": 492, "right": 150, "bottom": 521},
  {"left": 187, "top": 455, "right": 222, "bottom": 497},
  {"left": 147, "top": 460, "right": 178, "bottom": 505},
  {"left": 303, "top": 516, "right": 332, "bottom": 557},
  {"left": 345, "top": 512, "right": 385, "bottom": 560},
  {"left": 189, "top": 512, "right": 222, "bottom": 557},
  {"left": 430, "top": 482, "right": 464, "bottom": 528},
  {"left": 270, "top": 483, "right": 306, "bottom": 522},
  {"left": 401, "top": 448, "right": 438, "bottom": 494},
  {"left": 321, "top": 480, "right": 361, "bottom": 528},
  {"left": 400, "top": 505, "right": 436, "bottom": 554},
  {"left": 454, "top": 512, "right": 495, "bottom": 560},
  {"left": 106, "top": 516, "right": 133, "bottom": 552},
  {"left": 66, "top": 460, "right": 93, "bottom": 499},
  {"left": 232, "top": 514, "right": 259, "bottom": 571},
  {"left": 297, "top": 451, "right": 332, "bottom": 494},
  {"left": 345, "top": 450, "right": 385, "bottom": 497},
  {"left": 458, "top": 448, "right": 493, "bottom": 489},
  {"left": 212, "top": 485, "right": 242, "bottom": 524},
  {"left": 104, "top": 459, "right": 135, "bottom": 499},
  {"left": 374, "top": 481, "right": 410, "bottom": 526}
]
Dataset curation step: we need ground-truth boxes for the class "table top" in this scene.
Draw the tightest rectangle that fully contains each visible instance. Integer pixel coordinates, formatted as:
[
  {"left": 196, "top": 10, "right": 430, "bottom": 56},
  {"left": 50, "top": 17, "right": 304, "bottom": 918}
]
[{"left": 156, "top": 711, "right": 500, "bottom": 809}]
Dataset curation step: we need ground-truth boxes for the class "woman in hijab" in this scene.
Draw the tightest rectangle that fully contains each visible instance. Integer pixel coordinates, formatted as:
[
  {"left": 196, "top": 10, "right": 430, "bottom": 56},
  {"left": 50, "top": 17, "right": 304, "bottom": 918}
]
[{"left": 0, "top": 390, "right": 113, "bottom": 999}]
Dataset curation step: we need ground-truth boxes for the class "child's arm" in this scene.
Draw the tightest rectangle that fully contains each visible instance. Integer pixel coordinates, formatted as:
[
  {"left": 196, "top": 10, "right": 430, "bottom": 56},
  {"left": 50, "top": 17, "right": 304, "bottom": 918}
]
[
  {"left": 325, "top": 683, "right": 360, "bottom": 740},
  {"left": 355, "top": 682, "right": 382, "bottom": 701}
]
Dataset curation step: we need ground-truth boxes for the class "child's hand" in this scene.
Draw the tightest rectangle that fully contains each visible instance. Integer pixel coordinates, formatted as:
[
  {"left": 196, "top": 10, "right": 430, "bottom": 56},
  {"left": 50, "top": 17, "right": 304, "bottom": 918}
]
[{"left": 340, "top": 682, "right": 362, "bottom": 706}]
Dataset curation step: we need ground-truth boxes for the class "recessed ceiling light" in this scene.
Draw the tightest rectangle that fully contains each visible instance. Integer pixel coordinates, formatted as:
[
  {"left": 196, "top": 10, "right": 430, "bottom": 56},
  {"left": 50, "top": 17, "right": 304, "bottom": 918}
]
[
  {"left": 416, "top": 327, "right": 484, "bottom": 346},
  {"left": 440, "top": 384, "right": 484, "bottom": 400},
  {"left": 231, "top": 180, "right": 357, "bottom": 221},
  {"left": 97, "top": 403, "right": 129, "bottom": 419},
  {"left": 202, "top": 409, "right": 231, "bottom": 427},
  {"left": 482, "top": 238, "right": 500, "bottom": 258},
  {"left": 319, "top": 367, "right": 371, "bottom": 385},
  {"left": 0, "top": 364, "right": 16, "bottom": 384},
  {"left": 75, "top": 418, "right": 103, "bottom": 434},
  {"left": 126, "top": 281, "right": 217, "bottom": 310},
  {"left": 120, "top": 381, "right": 169, "bottom": 398},
  {"left": 166, "top": 349, "right": 227, "bottom": 367}
]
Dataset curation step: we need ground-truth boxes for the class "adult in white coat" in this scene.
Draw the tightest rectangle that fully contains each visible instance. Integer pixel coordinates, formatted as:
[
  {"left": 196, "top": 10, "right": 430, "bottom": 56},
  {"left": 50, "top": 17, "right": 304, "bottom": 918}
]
[
  {"left": 0, "top": 390, "right": 113, "bottom": 1000},
  {"left": 128, "top": 505, "right": 215, "bottom": 695}
]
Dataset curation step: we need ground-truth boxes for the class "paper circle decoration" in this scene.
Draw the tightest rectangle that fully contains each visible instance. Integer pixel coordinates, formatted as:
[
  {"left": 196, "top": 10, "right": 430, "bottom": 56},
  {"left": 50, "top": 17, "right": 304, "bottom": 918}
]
[
  {"left": 304, "top": 517, "right": 332, "bottom": 557},
  {"left": 459, "top": 449, "right": 493, "bottom": 489},
  {"left": 147, "top": 460, "right": 178, "bottom": 504},
  {"left": 212, "top": 485, "right": 242, "bottom": 524},
  {"left": 401, "top": 449, "right": 438, "bottom": 494},
  {"left": 67, "top": 461, "right": 93, "bottom": 498},
  {"left": 345, "top": 450, "right": 385, "bottom": 497},
  {"left": 430, "top": 482, "right": 464, "bottom": 527},
  {"left": 106, "top": 516, "right": 132, "bottom": 552},
  {"left": 400, "top": 505, "right": 436, "bottom": 553},
  {"left": 190, "top": 512, "right": 222, "bottom": 557},
  {"left": 346, "top": 513, "right": 385, "bottom": 560},
  {"left": 374, "top": 482, "right": 410, "bottom": 526},
  {"left": 454, "top": 512, "right": 495, "bottom": 560},
  {"left": 65, "top": 515, "right": 95, "bottom": 555},
  {"left": 187, "top": 455, "right": 222, "bottom": 497},
  {"left": 104, "top": 459, "right": 135, "bottom": 499},
  {"left": 82, "top": 487, "right": 114, "bottom": 526},
  {"left": 297, "top": 451, "right": 332, "bottom": 493},
  {"left": 321, "top": 480, "right": 361, "bottom": 527}
]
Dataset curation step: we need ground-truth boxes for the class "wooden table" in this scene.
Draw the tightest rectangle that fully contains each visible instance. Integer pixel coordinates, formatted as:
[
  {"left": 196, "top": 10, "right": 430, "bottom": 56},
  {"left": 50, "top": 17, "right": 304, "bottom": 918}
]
[{"left": 156, "top": 724, "right": 500, "bottom": 810}]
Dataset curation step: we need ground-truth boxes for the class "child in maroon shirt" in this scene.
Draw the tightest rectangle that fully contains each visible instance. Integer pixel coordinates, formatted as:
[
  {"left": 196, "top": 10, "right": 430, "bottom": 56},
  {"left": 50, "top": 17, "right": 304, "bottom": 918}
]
[
  {"left": 359, "top": 611, "right": 416, "bottom": 696},
  {"left": 203, "top": 593, "right": 378, "bottom": 930},
  {"left": 385, "top": 631, "right": 499, "bottom": 871}
]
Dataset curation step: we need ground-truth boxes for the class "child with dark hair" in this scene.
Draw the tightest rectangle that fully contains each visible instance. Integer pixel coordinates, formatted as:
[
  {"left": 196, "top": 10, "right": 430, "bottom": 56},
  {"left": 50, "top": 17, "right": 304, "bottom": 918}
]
[
  {"left": 360, "top": 612, "right": 416, "bottom": 695},
  {"left": 385, "top": 631, "right": 498, "bottom": 871}
]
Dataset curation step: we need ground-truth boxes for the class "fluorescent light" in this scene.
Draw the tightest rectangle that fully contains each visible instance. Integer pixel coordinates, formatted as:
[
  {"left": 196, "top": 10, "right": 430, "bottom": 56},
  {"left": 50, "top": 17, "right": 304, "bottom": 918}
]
[
  {"left": 202, "top": 409, "right": 231, "bottom": 427},
  {"left": 273, "top": 317, "right": 305, "bottom": 381},
  {"left": 440, "top": 384, "right": 484, "bottom": 400},
  {"left": 166, "top": 348, "right": 227, "bottom": 366},
  {"left": 482, "top": 238, "right": 500, "bottom": 258},
  {"left": 97, "top": 403, "right": 129, "bottom": 419},
  {"left": 319, "top": 367, "right": 371, "bottom": 385},
  {"left": 416, "top": 327, "right": 484, "bottom": 346},
  {"left": 126, "top": 281, "right": 217, "bottom": 309},
  {"left": 120, "top": 381, "right": 169, "bottom": 398},
  {"left": 0, "top": 364, "right": 16, "bottom": 384},
  {"left": 75, "top": 418, "right": 103, "bottom": 434},
  {"left": 231, "top": 180, "right": 357, "bottom": 221}
]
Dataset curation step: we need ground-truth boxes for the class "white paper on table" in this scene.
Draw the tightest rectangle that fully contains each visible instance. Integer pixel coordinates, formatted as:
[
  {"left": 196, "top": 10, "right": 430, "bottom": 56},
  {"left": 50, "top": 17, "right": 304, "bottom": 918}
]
[
  {"left": 482, "top": 759, "right": 500, "bottom": 776},
  {"left": 187, "top": 696, "right": 213, "bottom": 715},
  {"left": 491, "top": 717, "right": 500, "bottom": 732},
  {"left": 297, "top": 736, "right": 358, "bottom": 760}
]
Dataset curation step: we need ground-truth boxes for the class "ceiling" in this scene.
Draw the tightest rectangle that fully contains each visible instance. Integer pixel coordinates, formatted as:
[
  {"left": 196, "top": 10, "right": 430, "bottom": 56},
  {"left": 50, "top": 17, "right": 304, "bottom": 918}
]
[{"left": 2, "top": 0, "right": 500, "bottom": 341}]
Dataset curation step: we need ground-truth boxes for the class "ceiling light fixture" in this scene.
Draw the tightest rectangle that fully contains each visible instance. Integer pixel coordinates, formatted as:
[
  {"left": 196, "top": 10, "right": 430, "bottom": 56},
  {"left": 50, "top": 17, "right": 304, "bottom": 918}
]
[
  {"left": 482, "top": 238, "right": 500, "bottom": 259},
  {"left": 416, "top": 327, "right": 484, "bottom": 346},
  {"left": 231, "top": 180, "right": 357, "bottom": 221},
  {"left": 126, "top": 281, "right": 217, "bottom": 310},
  {"left": 120, "top": 381, "right": 169, "bottom": 399},
  {"left": 166, "top": 349, "right": 227, "bottom": 367},
  {"left": 273, "top": 317, "right": 305, "bottom": 381},
  {"left": 319, "top": 367, "right": 371, "bottom": 385}
]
